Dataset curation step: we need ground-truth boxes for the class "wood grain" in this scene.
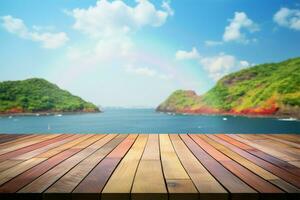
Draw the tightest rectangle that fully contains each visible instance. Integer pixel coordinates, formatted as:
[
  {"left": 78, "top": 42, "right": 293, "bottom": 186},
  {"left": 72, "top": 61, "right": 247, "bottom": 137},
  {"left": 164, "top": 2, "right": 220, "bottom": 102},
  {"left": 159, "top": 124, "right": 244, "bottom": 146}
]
[
  {"left": 19, "top": 135, "right": 106, "bottom": 193},
  {"left": 72, "top": 134, "right": 137, "bottom": 194},
  {"left": 45, "top": 134, "right": 121, "bottom": 193},
  {"left": 160, "top": 134, "right": 198, "bottom": 198},
  {"left": 170, "top": 134, "right": 227, "bottom": 194},
  {"left": 131, "top": 134, "right": 167, "bottom": 200},
  {"left": 0, "top": 133, "right": 298, "bottom": 198},
  {"left": 194, "top": 135, "right": 283, "bottom": 193}
]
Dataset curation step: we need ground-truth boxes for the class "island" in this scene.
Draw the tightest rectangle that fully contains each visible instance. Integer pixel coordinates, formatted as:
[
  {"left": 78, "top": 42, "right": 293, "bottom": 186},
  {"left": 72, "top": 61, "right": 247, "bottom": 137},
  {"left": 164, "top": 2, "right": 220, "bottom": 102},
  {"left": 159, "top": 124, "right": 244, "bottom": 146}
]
[
  {"left": 157, "top": 57, "right": 300, "bottom": 118},
  {"left": 0, "top": 78, "right": 100, "bottom": 115}
]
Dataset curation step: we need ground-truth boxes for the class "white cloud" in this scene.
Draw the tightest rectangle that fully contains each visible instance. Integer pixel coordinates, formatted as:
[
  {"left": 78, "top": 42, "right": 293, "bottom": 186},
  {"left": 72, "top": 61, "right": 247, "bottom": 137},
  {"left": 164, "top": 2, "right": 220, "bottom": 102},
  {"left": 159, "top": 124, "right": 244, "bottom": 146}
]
[
  {"left": 223, "top": 12, "right": 259, "bottom": 43},
  {"left": 175, "top": 47, "right": 200, "bottom": 60},
  {"left": 199, "top": 54, "right": 250, "bottom": 80},
  {"left": 126, "top": 65, "right": 173, "bottom": 80},
  {"left": 30, "top": 32, "right": 69, "bottom": 49},
  {"left": 1, "top": 15, "right": 68, "bottom": 49},
  {"left": 63, "top": 0, "right": 174, "bottom": 81},
  {"left": 162, "top": 1, "right": 174, "bottom": 16},
  {"left": 69, "top": 0, "right": 173, "bottom": 38},
  {"left": 175, "top": 47, "right": 251, "bottom": 81},
  {"left": 32, "top": 25, "right": 55, "bottom": 32},
  {"left": 240, "top": 60, "right": 250, "bottom": 67},
  {"left": 2, "top": 15, "right": 28, "bottom": 37},
  {"left": 274, "top": 7, "right": 300, "bottom": 30},
  {"left": 126, "top": 65, "right": 156, "bottom": 76},
  {"left": 60, "top": 0, "right": 174, "bottom": 85}
]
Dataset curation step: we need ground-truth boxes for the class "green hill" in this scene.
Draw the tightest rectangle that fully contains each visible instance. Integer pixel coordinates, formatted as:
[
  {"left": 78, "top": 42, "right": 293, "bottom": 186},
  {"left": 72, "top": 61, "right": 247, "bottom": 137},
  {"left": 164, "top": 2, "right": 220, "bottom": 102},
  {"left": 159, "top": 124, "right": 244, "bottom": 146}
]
[
  {"left": 157, "top": 57, "right": 300, "bottom": 118},
  {"left": 0, "top": 78, "right": 100, "bottom": 114}
]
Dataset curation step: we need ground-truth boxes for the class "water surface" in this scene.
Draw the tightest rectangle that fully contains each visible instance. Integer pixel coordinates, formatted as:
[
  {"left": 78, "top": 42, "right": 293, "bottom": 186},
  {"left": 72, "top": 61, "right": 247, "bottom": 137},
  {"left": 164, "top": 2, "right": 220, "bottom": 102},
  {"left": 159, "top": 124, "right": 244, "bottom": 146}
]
[{"left": 0, "top": 109, "right": 299, "bottom": 134}]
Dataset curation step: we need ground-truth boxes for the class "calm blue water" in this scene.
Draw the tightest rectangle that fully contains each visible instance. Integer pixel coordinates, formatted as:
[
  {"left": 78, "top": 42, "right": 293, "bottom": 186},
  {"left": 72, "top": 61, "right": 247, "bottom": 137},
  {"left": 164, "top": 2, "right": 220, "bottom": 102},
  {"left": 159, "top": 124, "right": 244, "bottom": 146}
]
[{"left": 0, "top": 109, "right": 299, "bottom": 134}]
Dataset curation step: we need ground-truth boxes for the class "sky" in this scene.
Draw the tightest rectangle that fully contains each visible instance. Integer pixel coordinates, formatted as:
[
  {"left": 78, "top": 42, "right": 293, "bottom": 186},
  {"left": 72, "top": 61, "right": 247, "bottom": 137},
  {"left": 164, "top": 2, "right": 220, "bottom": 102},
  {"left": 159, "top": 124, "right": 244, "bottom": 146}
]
[{"left": 0, "top": 0, "right": 300, "bottom": 107}]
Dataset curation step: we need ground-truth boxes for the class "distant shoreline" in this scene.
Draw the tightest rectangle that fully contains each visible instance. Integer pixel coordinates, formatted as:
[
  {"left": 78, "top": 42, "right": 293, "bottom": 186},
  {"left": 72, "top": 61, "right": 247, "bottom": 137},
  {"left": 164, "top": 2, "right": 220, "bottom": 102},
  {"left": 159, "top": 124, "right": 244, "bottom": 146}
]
[
  {"left": 156, "top": 110, "right": 300, "bottom": 120},
  {"left": 0, "top": 109, "right": 298, "bottom": 121},
  {"left": 0, "top": 110, "right": 101, "bottom": 117}
]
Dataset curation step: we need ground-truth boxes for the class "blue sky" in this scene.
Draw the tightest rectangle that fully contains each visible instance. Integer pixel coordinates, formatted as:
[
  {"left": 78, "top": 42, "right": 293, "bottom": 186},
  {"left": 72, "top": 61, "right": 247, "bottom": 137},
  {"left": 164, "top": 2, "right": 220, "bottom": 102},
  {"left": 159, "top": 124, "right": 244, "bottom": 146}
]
[{"left": 0, "top": 0, "right": 300, "bottom": 107}]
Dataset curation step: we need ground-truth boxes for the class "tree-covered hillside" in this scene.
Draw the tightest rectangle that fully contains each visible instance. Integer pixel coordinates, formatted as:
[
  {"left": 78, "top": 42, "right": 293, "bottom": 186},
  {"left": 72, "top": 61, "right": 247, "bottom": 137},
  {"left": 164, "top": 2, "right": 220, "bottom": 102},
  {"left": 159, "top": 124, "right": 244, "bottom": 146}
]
[
  {"left": 157, "top": 57, "right": 300, "bottom": 118},
  {"left": 0, "top": 78, "right": 100, "bottom": 114}
]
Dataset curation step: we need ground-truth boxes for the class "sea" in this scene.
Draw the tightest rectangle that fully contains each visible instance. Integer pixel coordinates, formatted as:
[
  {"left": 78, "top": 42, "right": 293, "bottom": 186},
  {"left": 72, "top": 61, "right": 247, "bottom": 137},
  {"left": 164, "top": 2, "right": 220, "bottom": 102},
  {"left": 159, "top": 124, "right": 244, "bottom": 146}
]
[{"left": 0, "top": 108, "right": 299, "bottom": 134}]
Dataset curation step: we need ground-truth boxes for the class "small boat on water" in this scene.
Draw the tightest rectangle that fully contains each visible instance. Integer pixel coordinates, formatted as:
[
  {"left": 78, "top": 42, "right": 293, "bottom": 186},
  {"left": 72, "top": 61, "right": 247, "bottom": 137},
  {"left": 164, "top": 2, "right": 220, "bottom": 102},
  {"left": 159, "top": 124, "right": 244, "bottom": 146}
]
[
  {"left": 278, "top": 117, "right": 297, "bottom": 121},
  {"left": 223, "top": 117, "right": 227, "bottom": 121},
  {"left": 55, "top": 114, "right": 63, "bottom": 117},
  {"left": 167, "top": 112, "right": 176, "bottom": 116}
]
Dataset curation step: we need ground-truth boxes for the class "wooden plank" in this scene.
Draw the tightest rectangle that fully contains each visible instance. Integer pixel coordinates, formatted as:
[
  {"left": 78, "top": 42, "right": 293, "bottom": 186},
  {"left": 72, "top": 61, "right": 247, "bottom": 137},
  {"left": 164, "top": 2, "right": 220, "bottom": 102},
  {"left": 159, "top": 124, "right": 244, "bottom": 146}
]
[
  {"left": 205, "top": 135, "right": 300, "bottom": 192},
  {"left": 268, "top": 134, "right": 300, "bottom": 144},
  {"left": 102, "top": 135, "right": 147, "bottom": 192},
  {"left": 0, "top": 160, "right": 23, "bottom": 172},
  {"left": 258, "top": 137, "right": 300, "bottom": 160},
  {"left": 0, "top": 158, "right": 47, "bottom": 185},
  {"left": 0, "top": 133, "right": 298, "bottom": 198},
  {"left": 36, "top": 134, "right": 92, "bottom": 158},
  {"left": 289, "top": 161, "right": 300, "bottom": 168},
  {"left": 12, "top": 134, "right": 76, "bottom": 160},
  {"left": 0, "top": 134, "right": 9, "bottom": 139},
  {"left": 139, "top": 134, "right": 160, "bottom": 160},
  {"left": 0, "top": 149, "right": 80, "bottom": 193},
  {"left": 101, "top": 135, "right": 148, "bottom": 200},
  {"left": 160, "top": 134, "right": 192, "bottom": 180},
  {"left": 160, "top": 134, "right": 198, "bottom": 199},
  {"left": 215, "top": 135, "right": 300, "bottom": 186},
  {"left": 180, "top": 134, "right": 256, "bottom": 194},
  {"left": 0, "top": 134, "right": 58, "bottom": 148},
  {"left": 0, "top": 133, "right": 21, "bottom": 140},
  {"left": 193, "top": 135, "right": 283, "bottom": 193},
  {"left": 167, "top": 179, "right": 200, "bottom": 200},
  {"left": 72, "top": 134, "right": 137, "bottom": 194},
  {"left": 0, "top": 135, "right": 90, "bottom": 184},
  {"left": 0, "top": 134, "right": 43, "bottom": 151},
  {"left": 19, "top": 135, "right": 106, "bottom": 193},
  {"left": 131, "top": 161, "right": 168, "bottom": 200},
  {"left": 0, "top": 134, "right": 29, "bottom": 144},
  {"left": 227, "top": 134, "right": 300, "bottom": 176},
  {"left": 131, "top": 134, "right": 167, "bottom": 200},
  {"left": 237, "top": 134, "right": 268, "bottom": 140},
  {"left": 262, "top": 134, "right": 300, "bottom": 148},
  {"left": 170, "top": 134, "right": 227, "bottom": 195},
  {"left": 238, "top": 134, "right": 300, "bottom": 161},
  {"left": 0, "top": 134, "right": 67, "bottom": 162},
  {"left": 45, "top": 134, "right": 121, "bottom": 193},
  {"left": 203, "top": 135, "right": 279, "bottom": 178},
  {"left": 0, "top": 134, "right": 8, "bottom": 138},
  {"left": 0, "top": 135, "right": 94, "bottom": 193}
]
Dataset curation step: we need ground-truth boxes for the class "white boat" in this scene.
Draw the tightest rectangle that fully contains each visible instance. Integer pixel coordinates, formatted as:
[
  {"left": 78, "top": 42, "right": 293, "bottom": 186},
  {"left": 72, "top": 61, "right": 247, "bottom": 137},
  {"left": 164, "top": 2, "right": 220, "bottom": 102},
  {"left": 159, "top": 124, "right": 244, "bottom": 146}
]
[
  {"left": 223, "top": 117, "right": 227, "bottom": 121},
  {"left": 278, "top": 117, "right": 297, "bottom": 121},
  {"left": 167, "top": 112, "right": 176, "bottom": 115},
  {"left": 55, "top": 114, "right": 62, "bottom": 117}
]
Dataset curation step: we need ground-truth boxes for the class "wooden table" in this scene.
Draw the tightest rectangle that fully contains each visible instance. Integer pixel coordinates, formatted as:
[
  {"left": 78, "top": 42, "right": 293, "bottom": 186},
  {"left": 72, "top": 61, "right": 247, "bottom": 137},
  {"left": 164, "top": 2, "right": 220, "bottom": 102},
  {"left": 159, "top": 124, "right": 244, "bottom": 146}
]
[{"left": 0, "top": 133, "right": 299, "bottom": 199}]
